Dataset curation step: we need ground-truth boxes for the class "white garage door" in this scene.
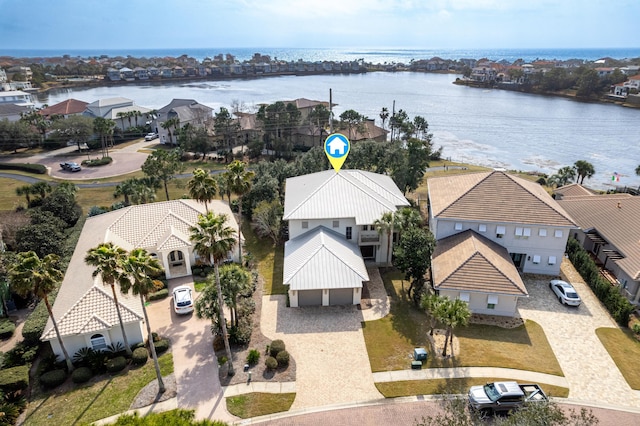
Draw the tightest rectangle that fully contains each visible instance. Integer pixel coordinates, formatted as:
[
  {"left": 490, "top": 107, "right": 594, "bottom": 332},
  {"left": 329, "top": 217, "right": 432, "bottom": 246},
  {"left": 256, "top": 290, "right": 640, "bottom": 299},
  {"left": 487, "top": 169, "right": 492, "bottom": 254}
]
[
  {"left": 298, "top": 289, "right": 323, "bottom": 306},
  {"left": 329, "top": 288, "right": 353, "bottom": 305}
]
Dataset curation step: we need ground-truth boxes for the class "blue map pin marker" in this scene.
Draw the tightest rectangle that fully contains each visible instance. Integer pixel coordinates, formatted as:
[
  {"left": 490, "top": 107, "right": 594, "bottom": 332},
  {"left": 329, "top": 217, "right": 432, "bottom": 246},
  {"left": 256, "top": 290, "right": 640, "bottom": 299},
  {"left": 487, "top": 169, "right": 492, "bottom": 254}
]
[{"left": 324, "top": 133, "right": 350, "bottom": 172}]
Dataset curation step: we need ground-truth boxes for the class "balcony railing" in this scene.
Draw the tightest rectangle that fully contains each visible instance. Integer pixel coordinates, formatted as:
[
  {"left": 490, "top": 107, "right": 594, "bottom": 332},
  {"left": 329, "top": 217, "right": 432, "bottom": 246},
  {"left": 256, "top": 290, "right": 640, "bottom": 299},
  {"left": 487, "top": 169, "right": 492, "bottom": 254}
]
[{"left": 359, "top": 232, "right": 380, "bottom": 244}]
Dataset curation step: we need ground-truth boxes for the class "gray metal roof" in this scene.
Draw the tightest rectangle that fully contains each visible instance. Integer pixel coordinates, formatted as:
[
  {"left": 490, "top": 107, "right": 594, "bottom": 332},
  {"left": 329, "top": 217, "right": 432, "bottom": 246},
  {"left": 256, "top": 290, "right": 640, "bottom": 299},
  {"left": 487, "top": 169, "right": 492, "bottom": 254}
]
[
  {"left": 284, "top": 226, "right": 369, "bottom": 291},
  {"left": 283, "top": 170, "right": 409, "bottom": 225}
]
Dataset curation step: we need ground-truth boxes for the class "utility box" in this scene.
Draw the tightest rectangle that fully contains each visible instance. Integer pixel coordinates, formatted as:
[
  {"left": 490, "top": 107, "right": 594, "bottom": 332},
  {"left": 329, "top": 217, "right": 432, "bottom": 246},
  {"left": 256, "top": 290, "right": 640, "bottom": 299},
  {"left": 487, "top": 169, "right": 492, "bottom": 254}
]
[
  {"left": 414, "top": 348, "right": 428, "bottom": 361},
  {"left": 411, "top": 360, "right": 422, "bottom": 370}
]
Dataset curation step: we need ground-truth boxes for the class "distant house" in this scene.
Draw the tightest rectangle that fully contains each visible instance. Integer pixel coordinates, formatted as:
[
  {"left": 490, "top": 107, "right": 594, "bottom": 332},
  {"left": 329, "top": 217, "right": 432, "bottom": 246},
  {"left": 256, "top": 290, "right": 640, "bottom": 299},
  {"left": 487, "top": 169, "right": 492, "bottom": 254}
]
[
  {"left": 556, "top": 191, "right": 640, "bottom": 305},
  {"left": 133, "top": 67, "right": 149, "bottom": 80},
  {"left": 154, "top": 99, "right": 213, "bottom": 145},
  {"left": 428, "top": 171, "right": 577, "bottom": 316},
  {"left": 0, "top": 103, "right": 30, "bottom": 122},
  {"left": 42, "top": 199, "right": 241, "bottom": 360},
  {"left": 283, "top": 170, "right": 410, "bottom": 307},
  {"left": 0, "top": 90, "right": 34, "bottom": 107},
  {"left": 106, "top": 68, "right": 121, "bottom": 81},
  {"left": 119, "top": 67, "right": 135, "bottom": 81},
  {"left": 84, "top": 97, "right": 151, "bottom": 130},
  {"left": 38, "top": 99, "right": 88, "bottom": 119}
]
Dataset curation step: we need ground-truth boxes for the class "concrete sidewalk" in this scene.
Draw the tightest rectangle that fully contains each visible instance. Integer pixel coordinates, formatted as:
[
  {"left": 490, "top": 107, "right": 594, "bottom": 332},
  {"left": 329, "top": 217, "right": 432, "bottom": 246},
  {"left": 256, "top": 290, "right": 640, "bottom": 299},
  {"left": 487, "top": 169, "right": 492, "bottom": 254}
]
[
  {"left": 223, "top": 381, "right": 297, "bottom": 397},
  {"left": 372, "top": 366, "right": 569, "bottom": 388}
]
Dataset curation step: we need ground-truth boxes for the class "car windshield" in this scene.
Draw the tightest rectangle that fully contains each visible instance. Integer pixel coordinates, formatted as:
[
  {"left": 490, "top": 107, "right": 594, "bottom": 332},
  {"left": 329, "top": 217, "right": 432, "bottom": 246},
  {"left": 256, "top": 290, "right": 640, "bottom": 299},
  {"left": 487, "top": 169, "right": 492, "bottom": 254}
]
[{"left": 484, "top": 383, "right": 501, "bottom": 401}]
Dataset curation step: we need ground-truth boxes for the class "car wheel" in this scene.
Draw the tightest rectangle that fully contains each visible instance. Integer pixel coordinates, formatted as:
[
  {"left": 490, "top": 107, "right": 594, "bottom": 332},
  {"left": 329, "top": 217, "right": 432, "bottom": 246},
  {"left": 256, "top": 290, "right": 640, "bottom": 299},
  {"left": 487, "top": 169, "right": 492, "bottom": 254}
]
[{"left": 559, "top": 296, "right": 564, "bottom": 304}]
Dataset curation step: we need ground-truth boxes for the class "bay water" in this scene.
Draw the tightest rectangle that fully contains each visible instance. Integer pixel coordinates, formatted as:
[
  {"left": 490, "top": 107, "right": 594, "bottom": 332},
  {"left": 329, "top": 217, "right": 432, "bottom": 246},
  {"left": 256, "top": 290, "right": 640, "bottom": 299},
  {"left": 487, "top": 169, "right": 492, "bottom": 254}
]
[{"left": 35, "top": 72, "right": 640, "bottom": 190}]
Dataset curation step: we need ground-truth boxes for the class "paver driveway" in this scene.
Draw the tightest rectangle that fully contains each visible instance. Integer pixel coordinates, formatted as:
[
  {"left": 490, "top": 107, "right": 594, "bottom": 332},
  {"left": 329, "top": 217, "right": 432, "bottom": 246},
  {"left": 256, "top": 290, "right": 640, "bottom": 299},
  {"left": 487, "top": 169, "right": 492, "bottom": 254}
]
[
  {"left": 260, "top": 269, "right": 389, "bottom": 410},
  {"left": 518, "top": 259, "right": 640, "bottom": 407},
  {"left": 147, "top": 277, "right": 235, "bottom": 422}
]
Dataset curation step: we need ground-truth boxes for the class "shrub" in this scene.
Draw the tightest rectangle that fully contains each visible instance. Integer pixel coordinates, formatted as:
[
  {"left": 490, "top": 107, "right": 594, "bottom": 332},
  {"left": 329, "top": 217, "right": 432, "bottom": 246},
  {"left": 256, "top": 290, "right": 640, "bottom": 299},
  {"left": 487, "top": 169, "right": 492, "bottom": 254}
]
[
  {"left": 246, "top": 349, "right": 260, "bottom": 365},
  {"left": 148, "top": 289, "right": 169, "bottom": 301},
  {"left": 81, "top": 156, "right": 112, "bottom": 167},
  {"left": 213, "top": 335, "right": 225, "bottom": 352},
  {"left": 3, "top": 341, "right": 39, "bottom": 368},
  {"left": 0, "top": 162, "right": 47, "bottom": 174},
  {"left": 269, "top": 339, "right": 285, "bottom": 357},
  {"left": 88, "top": 206, "right": 109, "bottom": 217},
  {"left": 265, "top": 356, "right": 278, "bottom": 370},
  {"left": 132, "top": 347, "right": 148, "bottom": 365},
  {"left": 229, "top": 320, "right": 252, "bottom": 345},
  {"left": 22, "top": 300, "right": 51, "bottom": 345},
  {"left": 217, "top": 356, "right": 228, "bottom": 366},
  {"left": 106, "top": 356, "right": 128, "bottom": 373},
  {"left": 276, "top": 350, "right": 290, "bottom": 367},
  {"left": 0, "top": 319, "right": 16, "bottom": 339},
  {"left": 39, "top": 369, "right": 67, "bottom": 389},
  {"left": 71, "top": 366, "right": 94, "bottom": 384},
  {"left": 105, "top": 342, "right": 126, "bottom": 357},
  {"left": 154, "top": 339, "right": 170, "bottom": 354},
  {"left": 633, "top": 323, "right": 640, "bottom": 335},
  {"left": 73, "top": 347, "right": 107, "bottom": 373},
  {"left": 0, "top": 365, "right": 29, "bottom": 391}
]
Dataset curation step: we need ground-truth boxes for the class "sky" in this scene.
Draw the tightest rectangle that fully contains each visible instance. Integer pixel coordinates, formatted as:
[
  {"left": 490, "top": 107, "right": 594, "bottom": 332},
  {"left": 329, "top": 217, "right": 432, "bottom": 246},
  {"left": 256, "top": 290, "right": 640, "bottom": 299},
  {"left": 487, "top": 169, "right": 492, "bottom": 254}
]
[{"left": 1, "top": 0, "right": 639, "bottom": 51}]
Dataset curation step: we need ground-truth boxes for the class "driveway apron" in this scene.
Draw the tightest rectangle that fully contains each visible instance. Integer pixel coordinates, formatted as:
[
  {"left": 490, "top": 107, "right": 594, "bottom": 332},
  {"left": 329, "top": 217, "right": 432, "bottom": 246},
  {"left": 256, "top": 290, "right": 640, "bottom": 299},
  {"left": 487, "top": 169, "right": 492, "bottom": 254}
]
[
  {"left": 518, "top": 259, "right": 640, "bottom": 407},
  {"left": 261, "top": 295, "right": 383, "bottom": 410}
]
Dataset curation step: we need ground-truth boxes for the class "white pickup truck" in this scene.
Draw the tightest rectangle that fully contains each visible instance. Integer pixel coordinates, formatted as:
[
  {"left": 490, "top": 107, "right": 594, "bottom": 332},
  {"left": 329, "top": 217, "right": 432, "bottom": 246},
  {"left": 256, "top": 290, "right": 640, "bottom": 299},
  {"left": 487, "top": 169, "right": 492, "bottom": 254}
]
[{"left": 468, "top": 381, "right": 547, "bottom": 415}]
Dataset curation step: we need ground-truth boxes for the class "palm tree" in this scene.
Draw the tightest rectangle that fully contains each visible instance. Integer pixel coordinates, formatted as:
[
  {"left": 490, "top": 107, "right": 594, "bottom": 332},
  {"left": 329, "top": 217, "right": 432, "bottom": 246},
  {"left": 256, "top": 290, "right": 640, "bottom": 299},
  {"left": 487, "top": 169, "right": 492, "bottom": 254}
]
[
  {"left": 121, "top": 248, "right": 165, "bottom": 393},
  {"left": 373, "top": 211, "right": 397, "bottom": 266},
  {"left": 116, "top": 111, "right": 127, "bottom": 131},
  {"left": 15, "top": 185, "right": 32, "bottom": 205},
  {"left": 420, "top": 293, "right": 446, "bottom": 337},
  {"left": 55, "top": 182, "right": 78, "bottom": 198},
  {"left": 161, "top": 117, "right": 180, "bottom": 146},
  {"left": 573, "top": 160, "right": 595, "bottom": 184},
  {"left": 85, "top": 243, "right": 132, "bottom": 356},
  {"left": 188, "top": 168, "right": 217, "bottom": 212},
  {"left": 114, "top": 178, "right": 138, "bottom": 206},
  {"left": 31, "top": 181, "right": 52, "bottom": 200},
  {"left": 635, "top": 165, "right": 640, "bottom": 176},
  {"left": 379, "top": 107, "right": 389, "bottom": 130},
  {"left": 224, "top": 160, "right": 254, "bottom": 265},
  {"left": 394, "top": 207, "right": 422, "bottom": 238},
  {"left": 190, "top": 212, "right": 237, "bottom": 376},
  {"left": 8, "top": 251, "right": 74, "bottom": 371},
  {"left": 441, "top": 298, "right": 471, "bottom": 357}
]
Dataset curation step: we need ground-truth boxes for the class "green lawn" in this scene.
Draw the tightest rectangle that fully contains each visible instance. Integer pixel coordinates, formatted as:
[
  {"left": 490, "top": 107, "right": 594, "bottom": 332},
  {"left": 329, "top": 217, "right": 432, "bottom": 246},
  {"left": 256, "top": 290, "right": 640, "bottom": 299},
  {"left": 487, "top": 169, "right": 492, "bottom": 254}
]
[
  {"left": 226, "top": 392, "right": 296, "bottom": 419},
  {"left": 242, "top": 223, "right": 285, "bottom": 295},
  {"left": 376, "top": 377, "right": 569, "bottom": 398},
  {"left": 596, "top": 327, "right": 640, "bottom": 389},
  {"left": 21, "top": 353, "right": 174, "bottom": 426},
  {"left": 362, "top": 271, "right": 563, "bottom": 376}
]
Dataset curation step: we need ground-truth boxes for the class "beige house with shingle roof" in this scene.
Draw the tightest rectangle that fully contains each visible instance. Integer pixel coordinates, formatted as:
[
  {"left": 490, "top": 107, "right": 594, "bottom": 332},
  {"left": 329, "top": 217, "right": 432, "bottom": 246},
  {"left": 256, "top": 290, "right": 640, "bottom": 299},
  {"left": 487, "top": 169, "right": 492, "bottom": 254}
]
[
  {"left": 428, "top": 171, "right": 577, "bottom": 316},
  {"left": 557, "top": 192, "right": 640, "bottom": 304},
  {"left": 43, "top": 199, "right": 240, "bottom": 359}
]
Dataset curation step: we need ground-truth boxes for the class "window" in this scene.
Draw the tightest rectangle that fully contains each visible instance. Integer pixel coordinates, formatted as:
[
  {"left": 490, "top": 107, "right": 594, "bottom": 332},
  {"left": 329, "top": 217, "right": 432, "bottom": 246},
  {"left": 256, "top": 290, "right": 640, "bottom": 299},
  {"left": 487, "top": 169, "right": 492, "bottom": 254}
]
[
  {"left": 548, "top": 256, "right": 557, "bottom": 265},
  {"left": 523, "top": 228, "right": 531, "bottom": 237},
  {"left": 169, "top": 251, "right": 183, "bottom": 262},
  {"left": 302, "top": 221, "right": 308, "bottom": 229},
  {"left": 459, "top": 292, "right": 470, "bottom": 302},
  {"left": 90, "top": 334, "right": 108, "bottom": 352},
  {"left": 496, "top": 226, "right": 506, "bottom": 238},
  {"left": 455, "top": 222, "right": 463, "bottom": 231},
  {"left": 515, "top": 227, "right": 523, "bottom": 236},
  {"left": 362, "top": 225, "right": 369, "bottom": 231},
  {"left": 332, "top": 220, "right": 339, "bottom": 228},
  {"left": 346, "top": 227, "right": 352, "bottom": 240},
  {"left": 539, "top": 228, "right": 547, "bottom": 237},
  {"left": 532, "top": 255, "right": 541, "bottom": 264},
  {"left": 487, "top": 295, "right": 498, "bottom": 310},
  {"left": 554, "top": 229, "right": 563, "bottom": 238},
  {"left": 478, "top": 224, "right": 487, "bottom": 233}
]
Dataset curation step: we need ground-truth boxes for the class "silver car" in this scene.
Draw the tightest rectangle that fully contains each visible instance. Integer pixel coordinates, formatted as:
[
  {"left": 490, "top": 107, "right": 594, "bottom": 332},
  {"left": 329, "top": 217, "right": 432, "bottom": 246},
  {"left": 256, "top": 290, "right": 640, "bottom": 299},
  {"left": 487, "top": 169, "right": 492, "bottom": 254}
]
[{"left": 549, "top": 279, "right": 581, "bottom": 307}]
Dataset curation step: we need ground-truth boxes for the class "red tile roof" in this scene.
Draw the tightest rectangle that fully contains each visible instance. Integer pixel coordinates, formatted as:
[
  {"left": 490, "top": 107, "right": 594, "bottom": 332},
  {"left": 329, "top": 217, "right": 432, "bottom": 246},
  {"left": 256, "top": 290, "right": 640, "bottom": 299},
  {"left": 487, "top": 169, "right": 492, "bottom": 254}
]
[{"left": 39, "top": 99, "right": 88, "bottom": 117}]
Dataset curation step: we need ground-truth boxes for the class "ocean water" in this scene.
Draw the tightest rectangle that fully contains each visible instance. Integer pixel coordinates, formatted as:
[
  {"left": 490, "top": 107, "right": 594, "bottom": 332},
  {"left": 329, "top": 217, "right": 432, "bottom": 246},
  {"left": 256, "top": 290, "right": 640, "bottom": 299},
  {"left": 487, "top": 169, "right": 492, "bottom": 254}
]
[
  {"left": 3, "top": 47, "right": 640, "bottom": 63},
  {"left": 37, "top": 72, "right": 640, "bottom": 191}
]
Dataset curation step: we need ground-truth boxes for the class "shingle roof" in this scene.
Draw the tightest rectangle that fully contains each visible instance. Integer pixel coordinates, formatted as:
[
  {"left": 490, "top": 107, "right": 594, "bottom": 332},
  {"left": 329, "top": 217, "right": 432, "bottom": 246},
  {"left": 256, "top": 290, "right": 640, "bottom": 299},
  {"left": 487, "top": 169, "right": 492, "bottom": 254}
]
[
  {"left": 283, "top": 170, "right": 409, "bottom": 224},
  {"left": 428, "top": 171, "right": 576, "bottom": 227},
  {"left": 557, "top": 194, "right": 640, "bottom": 280},
  {"left": 432, "top": 230, "right": 528, "bottom": 296},
  {"left": 39, "top": 99, "right": 88, "bottom": 116},
  {"left": 553, "top": 183, "right": 598, "bottom": 199},
  {"left": 284, "top": 226, "right": 369, "bottom": 290}
]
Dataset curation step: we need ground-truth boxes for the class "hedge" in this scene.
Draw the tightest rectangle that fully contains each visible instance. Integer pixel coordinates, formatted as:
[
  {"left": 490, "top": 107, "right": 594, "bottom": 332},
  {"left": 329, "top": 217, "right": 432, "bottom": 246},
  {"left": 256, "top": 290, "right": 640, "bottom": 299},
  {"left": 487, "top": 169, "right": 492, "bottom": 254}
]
[
  {"left": 153, "top": 339, "right": 169, "bottom": 354},
  {"left": 566, "top": 238, "right": 635, "bottom": 325},
  {"left": 0, "top": 365, "right": 29, "bottom": 391},
  {"left": 0, "top": 162, "right": 47, "bottom": 174},
  {"left": 148, "top": 289, "right": 169, "bottom": 301},
  {"left": 40, "top": 369, "right": 67, "bottom": 389},
  {"left": 106, "top": 356, "right": 128, "bottom": 373},
  {"left": 132, "top": 347, "right": 148, "bottom": 366},
  {"left": 2, "top": 341, "right": 39, "bottom": 368},
  {"left": 81, "top": 156, "right": 112, "bottom": 167},
  {"left": 0, "top": 319, "right": 16, "bottom": 339}
]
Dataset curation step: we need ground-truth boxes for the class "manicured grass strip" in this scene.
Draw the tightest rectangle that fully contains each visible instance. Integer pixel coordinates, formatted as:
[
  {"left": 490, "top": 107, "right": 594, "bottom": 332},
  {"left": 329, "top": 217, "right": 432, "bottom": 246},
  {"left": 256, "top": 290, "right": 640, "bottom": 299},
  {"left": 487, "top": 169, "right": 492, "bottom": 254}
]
[
  {"left": 363, "top": 271, "right": 563, "bottom": 376},
  {"left": 596, "top": 327, "right": 640, "bottom": 389},
  {"left": 22, "top": 353, "right": 173, "bottom": 426},
  {"left": 375, "top": 377, "right": 569, "bottom": 399},
  {"left": 242, "top": 223, "right": 285, "bottom": 295},
  {"left": 226, "top": 392, "right": 296, "bottom": 418}
]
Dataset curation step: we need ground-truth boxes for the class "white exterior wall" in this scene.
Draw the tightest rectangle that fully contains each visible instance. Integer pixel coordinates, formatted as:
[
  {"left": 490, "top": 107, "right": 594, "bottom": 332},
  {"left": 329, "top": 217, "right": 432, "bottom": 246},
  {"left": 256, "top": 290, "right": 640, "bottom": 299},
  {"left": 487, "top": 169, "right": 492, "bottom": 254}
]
[
  {"left": 440, "top": 290, "right": 519, "bottom": 317},
  {"left": 47, "top": 321, "right": 145, "bottom": 360},
  {"left": 432, "top": 218, "right": 571, "bottom": 275},
  {"left": 288, "top": 287, "right": 361, "bottom": 308}
]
